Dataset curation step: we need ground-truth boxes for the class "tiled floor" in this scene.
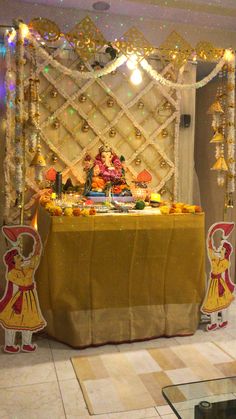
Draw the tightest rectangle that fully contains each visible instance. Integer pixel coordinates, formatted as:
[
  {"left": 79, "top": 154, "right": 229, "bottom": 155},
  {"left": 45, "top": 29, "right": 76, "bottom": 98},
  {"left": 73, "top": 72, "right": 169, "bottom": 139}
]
[{"left": 1, "top": 301, "right": 236, "bottom": 419}]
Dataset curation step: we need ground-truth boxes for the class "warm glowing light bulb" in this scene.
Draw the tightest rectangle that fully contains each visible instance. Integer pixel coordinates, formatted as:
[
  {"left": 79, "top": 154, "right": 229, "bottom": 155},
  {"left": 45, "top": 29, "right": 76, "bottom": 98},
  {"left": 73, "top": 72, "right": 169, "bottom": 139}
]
[
  {"left": 130, "top": 68, "right": 142, "bottom": 85},
  {"left": 7, "top": 28, "right": 16, "bottom": 44},
  {"left": 21, "top": 23, "right": 29, "bottom": 38},
  {"left": 127, "top": 54, "right": 138, "bottom": 70},
  {"left": 224, "top": 49, "right": 234, "bottom": 62}
]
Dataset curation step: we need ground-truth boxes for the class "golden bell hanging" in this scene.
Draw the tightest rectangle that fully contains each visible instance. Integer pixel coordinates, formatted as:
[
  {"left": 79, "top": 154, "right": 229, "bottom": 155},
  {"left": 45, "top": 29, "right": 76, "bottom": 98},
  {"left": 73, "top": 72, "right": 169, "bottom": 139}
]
[
  {"left": 135, "top": 128, "right": 141, "bottom": 138},
  {"left": 211, "top": 156, "right": 228, "bottom": 171},
  {"left": 137, "top": 101, "right": 144, "bottom": 110},
  {"left": 160, "top": 160, "right": 167, "bottom": 168},
  {"left": 210, "top": 131, "right": 224, "bottom": 143},
  {"left": 135, "top": 158, "right": 141, "bottom": 165},
  {"left": 109, "top": 127, "right": 116, "bottom": 137},
  {"left": 52, "top": 154, "right": 58, "bottom": 163},
  {"left": 82, "top": 122, "right": 89, "bottom": 132},
  {"left": 79, "top": 94, "right": 87, "bottom": 103},
  {"left": 207, "top": 100, "right": 224, "bottom": 114},
  {"left": 164, "top": 102, "right": 171, "bottom": 110},
  {"left": 52, "top": 119, "right": 60, "bottom": 129},
  {"left": 77, "top": 63, "right": 85, "bottom": 71},
  {"left": 107, "top": 97, "right": 114, "bottom": 108},
  {"left": 50, "top": 90, "right": 58, "bottom": 98},
  {"left": 30, "top": 146, "right": 46, "bottom": 167},
  {"left": 161, "top": 129, "right": 168, "bottom": 138}
]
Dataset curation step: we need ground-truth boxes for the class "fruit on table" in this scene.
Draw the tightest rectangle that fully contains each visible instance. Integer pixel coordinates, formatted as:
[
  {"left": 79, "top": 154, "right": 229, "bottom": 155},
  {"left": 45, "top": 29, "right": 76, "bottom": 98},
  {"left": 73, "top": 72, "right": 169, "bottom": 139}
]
[
  {"left": 73, "top": 208, "right": 81, "bottom": 216},
  {"left": 135, "top": 200, "right": 145, "bottom": 210},
  {"left": 64, "top": 208, "right": 73, "bottom": 216}
]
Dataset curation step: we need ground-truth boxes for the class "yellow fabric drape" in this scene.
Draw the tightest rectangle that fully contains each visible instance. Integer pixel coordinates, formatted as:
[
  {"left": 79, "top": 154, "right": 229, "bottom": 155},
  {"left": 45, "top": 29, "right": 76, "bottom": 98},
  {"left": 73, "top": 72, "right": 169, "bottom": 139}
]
[{"left": 36, "top": 210, "right": 205, "bottom": 347}]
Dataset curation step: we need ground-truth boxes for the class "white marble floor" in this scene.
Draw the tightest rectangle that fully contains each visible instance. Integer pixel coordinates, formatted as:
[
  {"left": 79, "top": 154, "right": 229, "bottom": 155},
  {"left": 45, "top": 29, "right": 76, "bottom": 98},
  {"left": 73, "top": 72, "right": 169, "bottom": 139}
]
[{"left": 1, "top": 301, "right": 236, "bottom": 419}]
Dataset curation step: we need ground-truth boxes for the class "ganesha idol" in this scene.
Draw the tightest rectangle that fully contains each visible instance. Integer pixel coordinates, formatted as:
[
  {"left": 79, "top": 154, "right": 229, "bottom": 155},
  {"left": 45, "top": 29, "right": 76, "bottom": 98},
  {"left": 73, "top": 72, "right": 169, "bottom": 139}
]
[{"left": 83, "top": 144, "right": 132, "bottom": 199}]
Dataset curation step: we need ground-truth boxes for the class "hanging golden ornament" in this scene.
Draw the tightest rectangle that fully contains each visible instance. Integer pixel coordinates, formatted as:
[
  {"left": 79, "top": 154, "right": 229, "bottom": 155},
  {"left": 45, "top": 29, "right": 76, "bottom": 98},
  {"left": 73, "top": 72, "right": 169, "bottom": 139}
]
[
  {"left": 50, "top": 90, "right": 58, "bottom": 98},
  {"left": 160, "top": 188, "right": 167, "bottom": 195},
  {"left": 135, "top": 128, "right": 141, "bottom": 138},
  {"left": 207, "top": 101, "right": 224, "bottom": 114},
  {"left": 79, "top": 93, "right": 87, "bottom": 103},
  {"left": 137, "top": 101, "right": 144, "bottom": 109},
  {"left": 111, "top": 70, "right": 117, "bottom": 75},
  {"left": 210, "top": 131, "right": 224, "bottom": 143},
  {"left": 161, "top": 129, "right": 168, "bottom": 138},
  {"left": 107, "top": 97, "right": 114, "bottom": 108},
  {"left": 52, "top": 119, "right": 60, "bottom": 129},
  {"left": 82, "top": 122, "right": 89, "bottom": 132},
  {"left": 77, "top": 63, "right": 85, "bottom": 71},
  {"left": 164, "top": 102, "right": 172, "bottom": 110},
  {"left": 160, "top": 160, "right": 167, "bottom": 167},
  {"left": 135, "top": 157, "right": 141, "bottom": 165},
  {"left": 52, "top": 154, "right": 58, "bottom": 163},
  {"left": 30, "top": 145, "right": 46, "bottom": 182},
  {"left": 211, "top": 156, "right": 228, "bottom": 171},
  {"left": 109, "top": 127, "right": 116, "bottom": 137}
]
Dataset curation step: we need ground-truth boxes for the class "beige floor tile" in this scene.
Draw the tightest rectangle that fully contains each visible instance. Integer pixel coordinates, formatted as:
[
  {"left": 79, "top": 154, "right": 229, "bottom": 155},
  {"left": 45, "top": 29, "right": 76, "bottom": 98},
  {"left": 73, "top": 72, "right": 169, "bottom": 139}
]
[
  {"left": 0, "top": 381, "right": 65, "bottom": 419},
  {"left": 159, "top": 414, "right": 177, "bottom": 418},
  {"left": 0, "top": 339, "right": 57, "bottom": 388},
  {"left": 155, "top": 405, "right": 175, "bottom": 416},
  {"left": 192, "top": 342, "right": 233, "bottom": 364},
  {"left": 117, "top": 338, "right": 179, "bottom": 352},
  {"left": 107, "top": 407, "right": 159, "bottom": 418},
  {"left": 50, "top": 340, "right": 119, "bottom": 381},
  {"left": 215, "top": 339, "right": 236, "bottom": 358},
  {"left": 58, "top": 378, "right": 91, "bottom": 418}
]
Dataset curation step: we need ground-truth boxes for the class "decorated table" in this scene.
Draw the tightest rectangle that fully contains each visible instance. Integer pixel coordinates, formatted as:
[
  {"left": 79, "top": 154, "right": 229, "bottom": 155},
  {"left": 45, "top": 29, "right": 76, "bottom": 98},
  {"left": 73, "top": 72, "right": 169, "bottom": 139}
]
[{"left": 36, "top": 209, "right": 205, "bottom": 348}]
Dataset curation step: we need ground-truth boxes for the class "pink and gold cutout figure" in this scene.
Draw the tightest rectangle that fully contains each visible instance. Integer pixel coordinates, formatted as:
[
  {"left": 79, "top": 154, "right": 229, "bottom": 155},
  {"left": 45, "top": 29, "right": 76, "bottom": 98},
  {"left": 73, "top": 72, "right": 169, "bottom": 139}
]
[
  {"left": 201, "top": 222, "right": 235, "bottom": 331},
  {"left": 0, "top": 226, "right": 46, "bottom": 353}
]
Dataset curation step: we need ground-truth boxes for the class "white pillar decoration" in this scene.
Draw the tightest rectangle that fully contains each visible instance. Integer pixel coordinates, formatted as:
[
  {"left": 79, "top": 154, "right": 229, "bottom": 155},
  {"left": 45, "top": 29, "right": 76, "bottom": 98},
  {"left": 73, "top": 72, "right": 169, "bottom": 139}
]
[
  {"left": 226, "top": 51, "right": 235, "bottom": 201},
  {"left": 14, "top": 23, "right": 25, "bottom": 200}
]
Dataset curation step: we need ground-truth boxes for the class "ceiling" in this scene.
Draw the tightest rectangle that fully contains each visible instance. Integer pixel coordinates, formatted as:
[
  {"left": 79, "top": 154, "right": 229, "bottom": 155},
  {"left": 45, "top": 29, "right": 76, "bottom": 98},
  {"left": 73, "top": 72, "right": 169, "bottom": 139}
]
[{"left": 15, "top": 0, "right": 236, "bottom": 31}]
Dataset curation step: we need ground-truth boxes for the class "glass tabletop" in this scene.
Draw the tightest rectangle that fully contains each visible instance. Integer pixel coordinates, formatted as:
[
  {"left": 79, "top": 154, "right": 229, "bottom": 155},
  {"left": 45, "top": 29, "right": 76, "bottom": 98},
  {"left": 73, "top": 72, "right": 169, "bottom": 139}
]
[{"left": 162, "top": 376, "right": 236, "bottom": 419}]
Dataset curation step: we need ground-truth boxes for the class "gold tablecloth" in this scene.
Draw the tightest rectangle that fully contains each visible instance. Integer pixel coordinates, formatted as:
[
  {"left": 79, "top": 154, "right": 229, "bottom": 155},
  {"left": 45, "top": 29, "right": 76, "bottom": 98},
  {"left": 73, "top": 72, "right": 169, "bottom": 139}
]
[{"left": 36, "top": 211, "right": 205, "bottom": 347}]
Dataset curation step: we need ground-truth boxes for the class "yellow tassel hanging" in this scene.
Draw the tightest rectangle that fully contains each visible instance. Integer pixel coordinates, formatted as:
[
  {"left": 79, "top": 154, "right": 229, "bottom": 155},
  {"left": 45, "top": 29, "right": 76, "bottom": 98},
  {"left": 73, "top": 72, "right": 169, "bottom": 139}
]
[
  {"left": 207, "top": 100, "right": 224, "bottom": 114},
  {"left": 211, "top": 156, "right": 228, "bottom": 171},
  {"left": 210, "top": 131, "right": 224, "bottom": 143}
]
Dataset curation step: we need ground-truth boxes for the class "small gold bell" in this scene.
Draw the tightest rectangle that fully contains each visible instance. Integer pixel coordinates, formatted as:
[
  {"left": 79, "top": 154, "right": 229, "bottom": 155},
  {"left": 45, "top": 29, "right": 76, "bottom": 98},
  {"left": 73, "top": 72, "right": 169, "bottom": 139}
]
[
  {"left": 52, "top": 119, "right": 60, "bottom": 129},
  {"left": 52, "top": 154, "right": 58, "bottom": 163},
  {"left": 107, "top": 97, "right": 114, "bottom": 108},
  {"left": 50, "top": 90, "right": 58, "bottom": 98},
  {"left": 30, "top": 145, "right": 46, "bottom": 167},
  {"left": 109, "top": 128, "right": 116, "bottom": 137},
  {"left": 77, "top": 63, "right": 85, "bottom": 71},
  {"left": 137, "top": 101, "right": 144, "bottom": 109},
  {"left": 79, "top": 94, "right": 87, "bottom": 103},
  {"left": 135, "top": 128, "right": 141, "bottom": 138},
  {"left": 160, "top": 160, "right": 167, "bottom": 168},
  {"left": 211, "top": 156, "right": 228, "bottom": 171},
  {"left": 161, "top": 129, "right": 168, "bottom": 138},
  {"left": 82, "top": 122, "right": 89, "bottom": 132},
  {"left": 164, "top": 102, "right": 171, "bottom": 110},
  {"left": 135, "top": 158, "right": 141, "bottom": 165},
  {"left": 210, "top": 131, "right": 224, "bottom": 143}
]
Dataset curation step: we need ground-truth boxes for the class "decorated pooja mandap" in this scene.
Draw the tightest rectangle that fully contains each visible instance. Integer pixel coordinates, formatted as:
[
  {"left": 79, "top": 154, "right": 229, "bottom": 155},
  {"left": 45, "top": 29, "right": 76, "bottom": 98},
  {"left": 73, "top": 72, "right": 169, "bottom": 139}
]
[{"left": 1, "top": 17, "right": 235, "bottom": 348}]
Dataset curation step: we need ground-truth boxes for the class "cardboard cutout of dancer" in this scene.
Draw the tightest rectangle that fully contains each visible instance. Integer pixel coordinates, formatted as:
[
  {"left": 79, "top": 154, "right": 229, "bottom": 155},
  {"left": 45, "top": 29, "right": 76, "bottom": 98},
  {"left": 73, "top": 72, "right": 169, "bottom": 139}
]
[
  {"left": 201, "top": 222, "right": 235, "bottom": 331},
  {"left": 0, "top": 226, "right": 46, "bottom": 353}
]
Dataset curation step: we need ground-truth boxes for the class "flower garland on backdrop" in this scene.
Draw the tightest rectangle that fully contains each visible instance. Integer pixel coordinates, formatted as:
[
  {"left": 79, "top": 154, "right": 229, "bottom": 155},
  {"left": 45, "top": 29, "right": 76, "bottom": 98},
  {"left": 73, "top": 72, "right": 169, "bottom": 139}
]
[
  {"left": 4, "top": 21, "right": 236, "bottom": 222},
  {"left": 29, "top": 30, "right": 231, "bottom": 89}
]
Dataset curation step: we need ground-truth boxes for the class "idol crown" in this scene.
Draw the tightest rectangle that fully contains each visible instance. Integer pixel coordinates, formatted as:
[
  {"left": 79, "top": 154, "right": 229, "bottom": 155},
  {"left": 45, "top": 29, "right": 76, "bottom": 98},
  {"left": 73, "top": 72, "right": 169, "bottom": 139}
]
[{"left": 99, "top": 143, "right": 112, "bottom": 154}]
